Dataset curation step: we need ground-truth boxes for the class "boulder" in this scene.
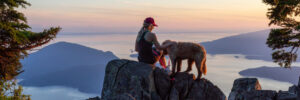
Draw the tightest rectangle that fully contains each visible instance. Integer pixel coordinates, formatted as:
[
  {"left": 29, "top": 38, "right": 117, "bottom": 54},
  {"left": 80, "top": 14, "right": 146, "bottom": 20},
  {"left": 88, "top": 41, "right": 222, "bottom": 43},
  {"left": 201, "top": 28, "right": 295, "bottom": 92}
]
[
  {"left": 186, "top": 79, "right": 227, "bottom": 100},
  {"left": 277, "top": 91, "right": 297, "bottom": 100},
  {"left": 101, "top": 59, "right": 159, "bottom": 100},
  {"left": 240, "top": 90, "right": 277, "bottom": 100},
  {"left": 229, "top": 78, "right": 262, "bottom": 100},
  {"left": 100, "top": 60, "right": 300, "bottom": 100},
  {"left": 101, "top": 59, "right": 226, "bottom": 100},
  {"left": 288, "top": 83, "right": 300, "bottom": 100},
  {"left": 86, "top": 96, "right": 101, "bottom": 100},
  {"left": 299, "top": 76, "right": 300, "bottom": 100},
  {"left": 169, "top": 87, "right": 179, "bottom": 100},
  {"left": 153, "top": 68, "right": 172, "bottom": 100},
  {"left": 288, "top": 76, "right": 300, "bottom": 100},
  {"left": 171, "top": 72, "right": 195, "bottom": 100},
  {"left": 298, "top": 77, "right": 300, "bottom": 87},
  {"left": 229, "top": 78, "right": 300, "bottom": 100}
]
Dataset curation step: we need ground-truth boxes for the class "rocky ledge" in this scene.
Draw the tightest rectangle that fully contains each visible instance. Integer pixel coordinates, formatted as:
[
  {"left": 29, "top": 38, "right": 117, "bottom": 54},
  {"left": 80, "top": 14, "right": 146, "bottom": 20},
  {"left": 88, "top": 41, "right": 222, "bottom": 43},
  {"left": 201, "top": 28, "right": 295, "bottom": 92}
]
[
  {"left": 229, "top": 78, "right": 300, "bottom": 100},
  {"left": 101, "top": 59, "right": 226, "bottom": 100},
  {"left": 95, "top": 59, "right": 300, "bottom": 100}
]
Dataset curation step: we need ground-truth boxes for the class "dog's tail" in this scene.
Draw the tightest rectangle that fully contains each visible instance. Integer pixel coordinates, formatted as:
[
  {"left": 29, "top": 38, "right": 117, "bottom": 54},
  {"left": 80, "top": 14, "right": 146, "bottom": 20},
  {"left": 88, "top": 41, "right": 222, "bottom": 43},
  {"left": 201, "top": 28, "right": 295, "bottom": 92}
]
[
  {"left": 202, "top": 57, "right": 207, "bottom": 75},
  {"left": 201, "top": 47, "right": 207, "bottom": 75}
]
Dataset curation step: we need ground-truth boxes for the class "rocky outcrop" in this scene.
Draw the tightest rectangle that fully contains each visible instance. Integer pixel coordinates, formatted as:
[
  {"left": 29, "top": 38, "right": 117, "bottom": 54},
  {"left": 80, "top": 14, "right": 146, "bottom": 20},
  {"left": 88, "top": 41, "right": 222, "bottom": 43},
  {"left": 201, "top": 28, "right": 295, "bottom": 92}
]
[
  {"left": 288, "top": 77, "right": 300, "bottom": 100},
  {"left": 101, "top": 59, "right": 159, "bottom": 100},
  {"left": 101, "top": 59, "right": 226, "bottom": 100},
  {"left": 185, "top": 79, "right": 227, "bottom": 100},
  {"left": 228, "top": 78, "right": 263, "bottom": 100},
  {"left": 96, "top": 59, "right": 300, "bottom": 100},
  {"left": 86, "top": 96, "right": 101, "bottom": 100},
  {"left": 229, "top": 78, "right": 300, "bottom": 100},
  {"left": 277, "top": 91, "right": 298, "bottom": 100}
]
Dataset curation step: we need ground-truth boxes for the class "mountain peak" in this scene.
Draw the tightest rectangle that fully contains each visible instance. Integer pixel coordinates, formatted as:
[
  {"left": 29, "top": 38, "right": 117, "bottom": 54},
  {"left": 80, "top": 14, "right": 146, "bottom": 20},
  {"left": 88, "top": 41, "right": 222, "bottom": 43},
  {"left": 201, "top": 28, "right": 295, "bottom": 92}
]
[
  {"left": 20, "top": 42, "right": 119, "bottom": 91},
  {"left": 40, "top": 41, "right": 105, "bottom": 54},
  {"left": 201, "top": 29, "right": 273, "bottom": 61}
]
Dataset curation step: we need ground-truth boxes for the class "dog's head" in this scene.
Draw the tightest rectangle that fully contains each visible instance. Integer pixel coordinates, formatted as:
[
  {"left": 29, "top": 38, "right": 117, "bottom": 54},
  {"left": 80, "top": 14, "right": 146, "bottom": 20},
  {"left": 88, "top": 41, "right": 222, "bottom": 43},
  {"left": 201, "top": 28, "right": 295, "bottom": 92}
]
[
  {"left": 162, "top": 40, "right": 172, "bottom": 45},
  {"left": 162, "top": 40, "right": 173, "bottom": 55}
]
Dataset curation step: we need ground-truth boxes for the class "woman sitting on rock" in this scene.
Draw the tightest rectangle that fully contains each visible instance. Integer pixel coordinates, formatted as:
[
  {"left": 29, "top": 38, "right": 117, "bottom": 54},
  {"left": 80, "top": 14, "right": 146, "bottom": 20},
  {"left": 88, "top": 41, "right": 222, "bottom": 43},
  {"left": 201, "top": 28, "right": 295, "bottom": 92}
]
[{"left": 135, "top": 17, "right": 170, "bottom": 68}]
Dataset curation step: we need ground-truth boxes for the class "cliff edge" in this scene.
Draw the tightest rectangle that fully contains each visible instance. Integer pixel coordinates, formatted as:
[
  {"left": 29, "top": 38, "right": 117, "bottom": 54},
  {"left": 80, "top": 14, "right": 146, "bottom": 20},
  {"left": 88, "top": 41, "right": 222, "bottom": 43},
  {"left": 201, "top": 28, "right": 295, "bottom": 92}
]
[{"left": 100, "top": 59, "right": 226, "bottom": 100}]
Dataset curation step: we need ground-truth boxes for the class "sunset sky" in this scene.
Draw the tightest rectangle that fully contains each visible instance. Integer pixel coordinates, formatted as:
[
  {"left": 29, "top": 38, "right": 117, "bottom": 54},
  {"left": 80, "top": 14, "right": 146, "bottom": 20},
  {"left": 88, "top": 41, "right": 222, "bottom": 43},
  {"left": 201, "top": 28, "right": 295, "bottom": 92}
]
[{"left": 23, "top": 0, "right": 270, "bottom": 34}]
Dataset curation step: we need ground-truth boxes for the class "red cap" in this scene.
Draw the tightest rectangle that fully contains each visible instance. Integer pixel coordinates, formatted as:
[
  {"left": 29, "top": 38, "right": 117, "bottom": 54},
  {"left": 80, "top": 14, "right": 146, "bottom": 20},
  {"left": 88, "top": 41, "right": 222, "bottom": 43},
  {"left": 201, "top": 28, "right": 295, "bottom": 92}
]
[{"left": 144, "top": 17, "right": 158, "bottom": 27}]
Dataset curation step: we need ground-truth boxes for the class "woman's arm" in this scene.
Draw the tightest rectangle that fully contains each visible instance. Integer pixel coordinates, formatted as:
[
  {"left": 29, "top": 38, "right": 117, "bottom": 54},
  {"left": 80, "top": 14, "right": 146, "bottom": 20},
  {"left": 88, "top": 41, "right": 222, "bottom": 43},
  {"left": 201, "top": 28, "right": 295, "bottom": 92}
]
[
  {"left": 152, "top": 33, "right": 162, "bottom": 50},
  {"left": 152, "top": 33, "right": 172, "bottom": 50}
]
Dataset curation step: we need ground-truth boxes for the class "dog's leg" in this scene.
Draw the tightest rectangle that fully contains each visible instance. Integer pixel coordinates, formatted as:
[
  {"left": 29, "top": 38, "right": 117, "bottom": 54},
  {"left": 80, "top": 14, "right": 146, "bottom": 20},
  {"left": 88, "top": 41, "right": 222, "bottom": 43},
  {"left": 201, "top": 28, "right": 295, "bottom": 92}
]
[
  {"left": 195, "top": 55, "right": 203, "bottom": 80},
  {"left": 185, "top": 58, "right": 194, "bottom": 73},
  {"left": 170, "top": 57, "right": 177, "bottom": 78},
  {"left": 176, "top": 58, "right": 182, "bottom": 72}
]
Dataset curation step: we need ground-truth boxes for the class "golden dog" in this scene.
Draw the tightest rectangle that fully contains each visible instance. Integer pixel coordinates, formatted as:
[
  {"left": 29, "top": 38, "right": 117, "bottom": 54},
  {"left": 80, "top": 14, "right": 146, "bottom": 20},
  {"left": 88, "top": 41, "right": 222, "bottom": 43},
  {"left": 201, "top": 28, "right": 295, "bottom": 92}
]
[{"left": 162, "top": 40, "right": 207, "bottom": 79}]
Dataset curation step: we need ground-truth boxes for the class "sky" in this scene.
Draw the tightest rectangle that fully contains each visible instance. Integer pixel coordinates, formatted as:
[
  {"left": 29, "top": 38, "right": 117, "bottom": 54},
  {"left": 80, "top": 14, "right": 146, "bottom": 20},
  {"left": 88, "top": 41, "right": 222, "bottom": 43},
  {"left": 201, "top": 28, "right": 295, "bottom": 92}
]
[{"left": 22, "top": 0, "right": 270, "bottom": 34}]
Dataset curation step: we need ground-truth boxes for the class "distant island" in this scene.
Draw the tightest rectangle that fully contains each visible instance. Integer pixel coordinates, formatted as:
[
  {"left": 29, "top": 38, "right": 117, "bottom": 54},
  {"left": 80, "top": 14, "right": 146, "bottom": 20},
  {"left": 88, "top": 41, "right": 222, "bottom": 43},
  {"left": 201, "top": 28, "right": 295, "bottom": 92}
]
[
  {"left": 201, "top": 30, "right": 276, "bottom": 61},
  {"left": 239, "top": 66, "right": 300, "bottom": 84},
  {"left": 19, "top": 42, "right": 119, "bottom": 93}
]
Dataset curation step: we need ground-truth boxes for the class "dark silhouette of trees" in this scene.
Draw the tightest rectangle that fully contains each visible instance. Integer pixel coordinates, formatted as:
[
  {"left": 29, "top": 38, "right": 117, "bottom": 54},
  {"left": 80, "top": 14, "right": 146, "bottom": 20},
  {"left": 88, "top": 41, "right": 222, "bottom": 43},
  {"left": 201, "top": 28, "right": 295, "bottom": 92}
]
[
  {"left": 263, "top": 0, "right": 300, "bottom": 68},
  {"left": 0, "top": 0, "right": 61, "bottom": 99}
]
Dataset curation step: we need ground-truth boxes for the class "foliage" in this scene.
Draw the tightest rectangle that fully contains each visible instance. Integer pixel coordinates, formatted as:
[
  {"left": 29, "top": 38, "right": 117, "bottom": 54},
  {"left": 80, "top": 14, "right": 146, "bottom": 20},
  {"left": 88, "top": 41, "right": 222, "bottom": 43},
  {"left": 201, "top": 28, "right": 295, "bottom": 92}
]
[
  {"left": 263, "top": 0, "right": 300, "bottom": 68},
  {"left": 0, "top": 0, "right": 61, "bottom": 99},
  {"left": 0, "top": 79, "right": 31, "bottom": 100}
]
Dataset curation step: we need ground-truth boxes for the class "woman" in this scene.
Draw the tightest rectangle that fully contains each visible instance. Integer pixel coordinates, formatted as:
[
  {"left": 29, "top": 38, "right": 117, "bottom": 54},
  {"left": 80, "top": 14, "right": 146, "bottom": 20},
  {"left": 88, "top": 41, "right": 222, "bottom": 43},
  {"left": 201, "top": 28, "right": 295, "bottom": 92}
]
[{"left": 135, "top": 17, "right": 168, "bottom": 67}]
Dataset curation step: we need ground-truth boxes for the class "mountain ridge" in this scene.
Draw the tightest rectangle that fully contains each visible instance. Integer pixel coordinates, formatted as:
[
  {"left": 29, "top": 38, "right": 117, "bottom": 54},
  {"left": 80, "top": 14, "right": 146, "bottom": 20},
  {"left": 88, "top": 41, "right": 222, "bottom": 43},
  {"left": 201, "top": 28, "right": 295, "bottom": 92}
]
[
  {"left": 239, "top": 66, "right": 300, "bottom": 85},
  {"left": 201, "top": 29, "right": 274, "bottom": 61},
  {"left": 19, "top": 41, "right": 119, "bottom": 93}
]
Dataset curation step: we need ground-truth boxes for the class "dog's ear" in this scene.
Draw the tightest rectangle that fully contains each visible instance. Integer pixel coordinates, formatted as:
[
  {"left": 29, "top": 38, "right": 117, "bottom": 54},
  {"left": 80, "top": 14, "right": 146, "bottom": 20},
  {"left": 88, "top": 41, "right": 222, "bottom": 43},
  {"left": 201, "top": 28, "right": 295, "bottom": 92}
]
[
  {"left": 162, "top": 40, "right": 171, "bottom": 45},
  {"left": 162, "top": 41, "right": 167, "bottom": 45},
  {"left": 163, "top": 40, "right": 176, "bottom": 49}
]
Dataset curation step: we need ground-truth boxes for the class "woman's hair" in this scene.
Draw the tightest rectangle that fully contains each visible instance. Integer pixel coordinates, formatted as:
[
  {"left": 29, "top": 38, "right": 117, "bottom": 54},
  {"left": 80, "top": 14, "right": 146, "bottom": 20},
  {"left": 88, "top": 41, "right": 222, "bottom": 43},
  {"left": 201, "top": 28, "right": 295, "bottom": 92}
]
[
  {"left": 138, "top": 22, "right": 151, "bottom": 35},
  {"left": 137, "top": 21, "right": 152, "bottom": 42}
]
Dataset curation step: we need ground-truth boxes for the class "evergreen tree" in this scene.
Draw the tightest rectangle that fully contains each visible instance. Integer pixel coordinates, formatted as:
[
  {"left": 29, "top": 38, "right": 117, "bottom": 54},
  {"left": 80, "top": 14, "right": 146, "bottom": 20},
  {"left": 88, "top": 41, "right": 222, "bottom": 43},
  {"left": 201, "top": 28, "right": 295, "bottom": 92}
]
[
  {"left": 0, "top": 79, "right": 31, "bottom": 100},
  {"left": 263, "top": 0, "right": 300, "bottom": 68},
  {"left": 0, "top": 0, "right": 61, "bottom": 99}
]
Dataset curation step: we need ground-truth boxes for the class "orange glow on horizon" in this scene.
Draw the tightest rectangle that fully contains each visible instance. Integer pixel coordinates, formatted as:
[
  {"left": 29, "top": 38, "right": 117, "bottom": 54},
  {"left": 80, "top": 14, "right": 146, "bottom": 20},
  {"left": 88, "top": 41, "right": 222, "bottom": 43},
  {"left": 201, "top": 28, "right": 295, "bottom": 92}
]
[{"left": 24, "top": 0, "right": 270, "bottom": 33}]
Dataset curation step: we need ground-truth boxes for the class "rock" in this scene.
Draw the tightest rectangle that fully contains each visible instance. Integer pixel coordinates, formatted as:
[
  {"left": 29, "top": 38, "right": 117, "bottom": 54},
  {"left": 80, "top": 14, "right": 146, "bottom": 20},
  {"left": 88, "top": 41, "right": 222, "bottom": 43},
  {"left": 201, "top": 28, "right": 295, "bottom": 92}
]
[
  {"left": 153, "top": 68, "right": 172, "bottom": 100},
  {"left": 240, "top": 90, "right": 276, "bottom": 100},
  {"left": 228, "top": 78, "right": 278, "bottom": 100},
  {"left": 229, "top": 78, "right": 261, "bottom": 100},
  {"left": 101, "top": 59, "right": 226, "bottom": 100},
  {"left": 109, "top": 93, "right": 139, "bottom": 100},
  {"left": 288, "top": 76, "right": 300, "bottom": 100},
  {"left": 171, "top": 72, "right": 195, "bottom": 100},
  {"left": 101, "top": 59, "right": 159, "bottom": 100},
  {"left": 99, "top": 59, "right": 300, "bottom": 100},
  {"left": 169, "top": 88, "right": 179, "bottom": 100},
  {"left": 277, "top": 91, "right": 297, "bottom": 100},
  {"left": 299, "top": 76, "right": 300, "bottom": 100},
  {"left": 229, "top": 78, "right": 300, "bottom": 100},
  {"left": 289, "top": 85, "right": 300, "bottom": 100},
  {"left": 298, "top": 77, "right": 300, "bottom": 87},
  {"left": 231, "top": 78, "right": 261, "bottom": 92},
  {"left": 186, "top": 79, "right": 227, "bottom": 100},
  {"left": 86, "top": 96, "right": 101, "bottom": 100}
]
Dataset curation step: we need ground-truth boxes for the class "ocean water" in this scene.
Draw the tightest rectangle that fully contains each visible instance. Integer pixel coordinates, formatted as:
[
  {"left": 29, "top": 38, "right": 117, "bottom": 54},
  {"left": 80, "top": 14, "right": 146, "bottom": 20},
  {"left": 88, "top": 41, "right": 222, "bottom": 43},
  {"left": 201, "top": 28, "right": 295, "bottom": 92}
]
[{"left": 23, "top": 32, "right": 300, "bottom": 99}]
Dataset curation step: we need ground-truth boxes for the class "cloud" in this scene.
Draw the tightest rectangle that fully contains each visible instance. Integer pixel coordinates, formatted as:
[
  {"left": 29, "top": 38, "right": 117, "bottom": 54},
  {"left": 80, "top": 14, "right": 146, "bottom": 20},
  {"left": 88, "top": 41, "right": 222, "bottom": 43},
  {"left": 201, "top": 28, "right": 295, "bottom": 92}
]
[
  {"left": 23, "top": 0, "right": 270, "bottom": 33},
  {"left": 23, "top": 86, "right": 99, "bottom": 100}
]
